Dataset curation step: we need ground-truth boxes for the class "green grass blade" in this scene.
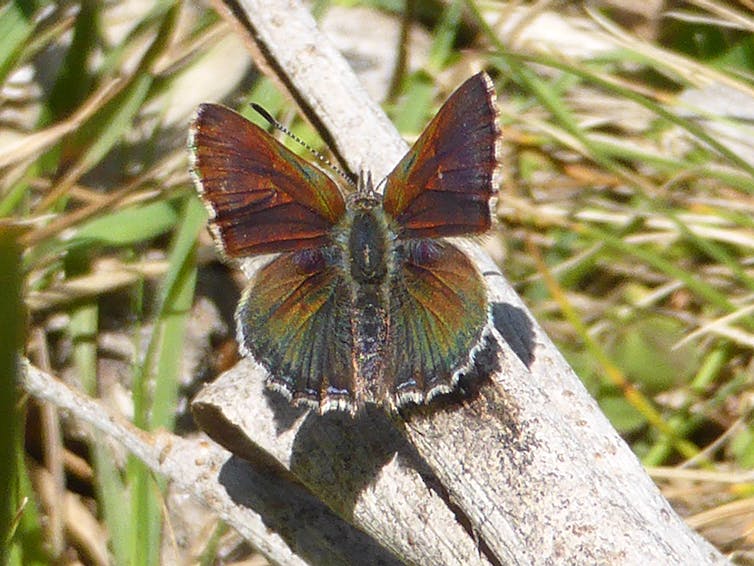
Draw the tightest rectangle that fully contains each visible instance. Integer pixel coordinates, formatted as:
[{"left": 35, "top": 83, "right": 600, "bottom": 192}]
[
  {"left": 126, "top": 196, "right": 202, "bottom": 566},
  {"left": 0, "top": 1, "right": 38, "bottom": 83},
  {"left": 427, "top": 0, "right": 463, "bottom": 72},
  {"left": 69, "top": 298, "right": 132, "bottom": 564},
  {"left": 577, "top": 223, "right": 737, "bottom": 313},
  {"left": 70, "top": 200, "right": 181, "bottom": 249},
  {"left": 0, "top": 226, "right": 26, "bottom": 564},
  {"left": 150, "top": 196, "right": 203, "bottom": 430}
]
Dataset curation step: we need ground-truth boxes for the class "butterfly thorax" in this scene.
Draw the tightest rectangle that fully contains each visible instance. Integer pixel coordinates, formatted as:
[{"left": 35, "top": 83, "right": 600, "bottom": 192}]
[{"left": 348, "top": 202, "right": 388, "bottom": 284}]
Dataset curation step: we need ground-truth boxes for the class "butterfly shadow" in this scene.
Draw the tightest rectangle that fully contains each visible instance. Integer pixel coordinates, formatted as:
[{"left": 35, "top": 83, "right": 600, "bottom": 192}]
[
  {"left": 218, "top": 451, "right": 403, "bottom": 565},
  {"left": 287, "top": 405, "right": 417, "bottom": 516},
  {"left": 490, "top": 301, "right": 536, "bottom": 369}
]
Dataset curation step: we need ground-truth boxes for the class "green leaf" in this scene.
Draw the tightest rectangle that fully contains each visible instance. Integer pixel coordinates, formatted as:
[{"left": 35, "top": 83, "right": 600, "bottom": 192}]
[
  {"left": 71, "top": 201, "right": 180, "bottom": 248},
  {"left": 0, "top": 1, "right": 37, "bottom": 83}
]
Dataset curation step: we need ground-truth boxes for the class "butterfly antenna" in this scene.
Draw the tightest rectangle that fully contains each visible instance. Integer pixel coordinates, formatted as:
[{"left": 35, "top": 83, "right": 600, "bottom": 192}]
[{"left": 250, "top": 103, "right": 356, "bottom": 187}]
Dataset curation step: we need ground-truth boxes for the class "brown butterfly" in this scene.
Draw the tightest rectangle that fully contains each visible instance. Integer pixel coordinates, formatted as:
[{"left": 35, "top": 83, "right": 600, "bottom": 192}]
[{"left": 189, "top": 72, "right": 500, "bottom": 413}]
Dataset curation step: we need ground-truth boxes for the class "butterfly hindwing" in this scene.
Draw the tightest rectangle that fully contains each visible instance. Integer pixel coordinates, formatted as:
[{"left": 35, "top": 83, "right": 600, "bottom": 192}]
[
  {"left": 382, "top": 72, "right": 498, "bottom": 239},
  {"left": 190, "top": 103, "right": 346, "bottom": 257},
  {"left": 237, "top": 247, "right": 355, "bottom": 410},
  {"left": 387, "top": 239, "right": 488, "bottom": 405}
]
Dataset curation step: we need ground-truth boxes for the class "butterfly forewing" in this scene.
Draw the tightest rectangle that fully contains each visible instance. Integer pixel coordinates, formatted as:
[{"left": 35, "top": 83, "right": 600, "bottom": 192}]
[
  {"left": 190, "top": 103, "right": 346, "bottom": 257},
  {"left": 382, "top": 72, "right": 498, "bottom": 238}
]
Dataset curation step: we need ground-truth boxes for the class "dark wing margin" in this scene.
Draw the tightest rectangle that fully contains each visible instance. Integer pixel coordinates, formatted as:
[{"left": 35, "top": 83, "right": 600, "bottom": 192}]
[
  {"left": 382, "top": 72, "right": 499, "bottom": 239},
  {"left": 189, "top": 103, "right": 346, "bottom": 257}
]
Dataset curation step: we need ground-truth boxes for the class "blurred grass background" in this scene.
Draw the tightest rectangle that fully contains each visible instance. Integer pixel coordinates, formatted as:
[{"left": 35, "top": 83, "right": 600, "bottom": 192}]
[{"left": 3, "top": 0, "right": 754, "bottom": 563}]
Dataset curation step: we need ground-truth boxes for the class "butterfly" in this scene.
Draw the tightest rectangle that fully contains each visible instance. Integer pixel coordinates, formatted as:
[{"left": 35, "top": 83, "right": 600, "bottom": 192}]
[{"left": 189, "top": 71, "right": 500, "bottom": 413}]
